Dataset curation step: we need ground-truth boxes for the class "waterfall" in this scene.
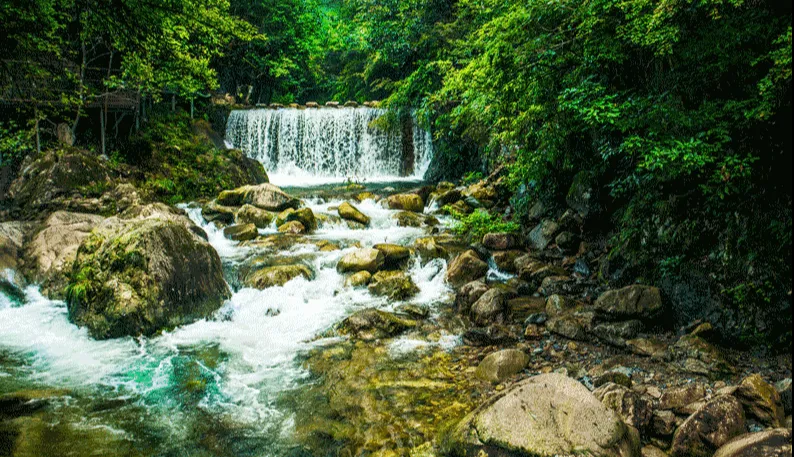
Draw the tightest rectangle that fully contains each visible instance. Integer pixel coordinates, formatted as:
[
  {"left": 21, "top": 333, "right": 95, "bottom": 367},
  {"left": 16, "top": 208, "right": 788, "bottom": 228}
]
[{"left": 225, "top": 107, "right": 433, "bottom": 184}]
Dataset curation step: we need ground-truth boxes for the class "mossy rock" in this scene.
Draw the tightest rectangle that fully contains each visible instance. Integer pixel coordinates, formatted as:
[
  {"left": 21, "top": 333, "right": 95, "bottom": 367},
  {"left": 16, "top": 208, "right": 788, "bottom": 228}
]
[
  {"left": 202, "top": 201, "right": 238, "bottom": 224},
  {"left": 337, "top": 248, "right": 385, "bottom": 273},
  {"left": 223, "top": 223, "right": 258, "bottom": 241},
  {"left": 338, "top": 202, "right": 370, "bottom": 226},
  {"left": 392, "top": 211, "right": 425, "bottom": 228},
  {"left": 368, "top": 271, "right": 420, "bottom": 300},
  {"left": 345, "top": 271, "right": 372, "bottom": 287},
  {"left": 278, "top": 220, "right": 307, "bottom": 234},
  {"left": 337, "top": 309, "right": 417, "bottom": 341},
  {"left": 385, "top": 193, "right": 424, "bottom": 212},
  {"left": 216, "top": 183, "right": 299, "bottom": 211},
  {"left": 66, "top": 213, "right": 230, "bottom": 339},
  {"left": 373, "top": 243, "right": 411, "bottom": 266},
  {"left": 276, "top": 207, "right": 317, "bottom": 231},
  {"left": 235, "top": 204, "right": 276, "bottom": 228},
  {"left": 244, "top": 264, "right": 313, "bottom": 289}
]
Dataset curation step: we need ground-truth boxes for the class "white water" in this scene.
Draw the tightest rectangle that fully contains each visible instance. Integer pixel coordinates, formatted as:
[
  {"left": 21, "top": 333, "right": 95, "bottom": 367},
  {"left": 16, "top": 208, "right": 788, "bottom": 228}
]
[
  {"left": 0, "top": 194, "right": 453, "bottom": 453},
  {"left": 225, "top": 108, "right": 433, "bottom": 186}
]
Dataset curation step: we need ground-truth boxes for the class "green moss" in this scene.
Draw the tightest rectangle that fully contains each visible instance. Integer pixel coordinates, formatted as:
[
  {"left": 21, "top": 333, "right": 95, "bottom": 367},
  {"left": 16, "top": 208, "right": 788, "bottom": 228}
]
[{"left": 445, "top": 208, "right": 519, "bottom": 240}]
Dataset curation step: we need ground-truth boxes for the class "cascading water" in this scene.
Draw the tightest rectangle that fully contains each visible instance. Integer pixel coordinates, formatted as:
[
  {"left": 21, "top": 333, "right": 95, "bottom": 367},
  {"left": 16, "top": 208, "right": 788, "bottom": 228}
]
[{"left": 225, "top": 107, "right": 433, "bottom": 184}]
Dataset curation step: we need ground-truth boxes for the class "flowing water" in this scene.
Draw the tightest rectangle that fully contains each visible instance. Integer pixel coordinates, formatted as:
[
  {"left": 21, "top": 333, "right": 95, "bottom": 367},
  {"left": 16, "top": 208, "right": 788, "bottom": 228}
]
[
  {"left": 0, "top": 185, "right": 456, "bottom": 456},
  {"left": 225, "top": 108, "right": 433, "bottom": 186}
]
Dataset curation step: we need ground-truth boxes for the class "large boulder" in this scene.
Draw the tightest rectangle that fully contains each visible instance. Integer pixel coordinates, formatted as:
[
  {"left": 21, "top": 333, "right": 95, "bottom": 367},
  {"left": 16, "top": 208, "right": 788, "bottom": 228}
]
[
  {"left": 595, "top": 285, "right": 664, "bottom": 320},
  {"left": 65, "top": 205, "right": 230, "bottom": 339},
  {"left": 385, "top": 193, "right": 424, "bottom": 212},
  {"left": 671, "top": 396, "right": 746, "bottom": 457},
  {"left": 216, "top": 183, "right": 299, "bottom": 211},
  {"left": 712, "top": 428, "right": 792, "bottom": 457},
  {"left": 244, "top": 264, "right": 313, "bottom": 289},
  {"left": 448, "top": 373, "right": 640, "bottom": 457},
  {"left": 337, "top": 248, "right": 385, "bottom": 273},
  {"left": 446, "top": 250, "right": 488, "bottom": 287},
  {"left": 337, "top": 202, "right": 370, "bottom": 226},
  {"left": 475, "top": 349, "right": 530, "bottom": 383},
  {"left": 23, "top": 211, "right": 105, "bottom": 297},
  {"left": 367, "top": 270, "right": 419, "bottom": 300},
  {"left": 734, "top": 374, "right": 786, "bottom": 427}
]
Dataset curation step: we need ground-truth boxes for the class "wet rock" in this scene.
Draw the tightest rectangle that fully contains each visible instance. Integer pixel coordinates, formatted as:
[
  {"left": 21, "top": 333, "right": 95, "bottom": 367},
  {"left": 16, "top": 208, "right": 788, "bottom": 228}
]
[
  {"left": 395, "top": 303, "right": 429, "bottom": 319},
  {"left": 367, "top": 270, "right": 419, "bottom": 300},
  {"left": 545, "top": 294, "right": 573, "bottom": 316},
  {"left": 245, "top": 264, "right": 313, "bottom": 289},
  {"left": 670, "top": 335, "right": 734, "bottom": 378},
  {"left": 670, "top": 396, "right": 746, "bottom": 457},
  {"left": 23, "top": 211, "right": 104, "bottom": 297},
  {"left": 278, "top": 220, "right": 306, "bottom": 234},
  {"left": 216, "top": 183, "right": 299, "bottom": 211},
  {"left": 455, "top": 280, "right": 489, "bottom": 314},
  {"left": 392, "top": 210, "right": 424, "bottom": 227},
  {"left": 235, "top": 204, "right": 275, "bottom": 228},
  {"left": 475, "top": 349, "right": 529, "bottom": 383},
  {"left": 734, "top": 374, "right": 786, "bottom": 427},
  {"left": 223, "top": 223, "right": 258, "bottom": 241},
  {"left": 372, "top": 243, "right": 410, "bottom": 266},
  {"left": 527, "top": 219, "right": 560, "bottom": 251},
  {"left": 652, "top": 410, "right": 677, "bottom": 437},
  {"left": 202, "top": 201, "right": 237, "bottom": 224},
  {"left": 776, "top": 379, "right": 792, "bottom": 416},
  {"left": 481, "top": 232, "right": 517, "bottom": 251},
  {"left": 315, "top": 213, "right": 343, "bottom": 228},
  {"left": 595, "top": 285, "right": 664, "bottom": 320},
  {"left": 355, "top": 192, "right": 377, "bottom": 202},
  {"left": 337, "top": 202, "right": 370, "bottom": 226},
  {"left": 593, "top": 320, "right": 644, "bottom": 347},
  {"left": 276, "top": 207, "right": 317, "bottom": 231},
  {"left": 448, "top": 373, "right": 641, "bottom": 457},
  {"left": 470, "top": 289, "right": 511, "bottom": 326},
  {"left": 337, "top": 248, "right": 385, "bottom": 274},
  {"left": 344, "top": 220, "right": 367, "bottom": 230},
  {"left": 445, "top": 250, "right": 488, "bottom": 287},
  {"left": 595, "top": 382, "right": 654, "bottom": 431},
  {"left": 491, "top": 249, "right": 523, "bottom": 273},
  {"left": 462, "top": 325, "right": 519, "bottom": 346},
  {"left": 659, "top": 384, "right": 707, "bottom": 414},
  {"left": 345, "top": 271, "right": 371, "bottom": 287},
  {"left": 385, "top": 193, "right": 424, "bottom": 212},
  {"left": 413, "top": 236, "right": 448, "bottom": 260},
  {"left": 338, "top": 309, "right": 416, "bottom": 341},
  {"left": 713, "top": 428, "right": 792, "bottom": 457},
  {"left": 66, "top": 206, "right": 230, "bottom": 339}
]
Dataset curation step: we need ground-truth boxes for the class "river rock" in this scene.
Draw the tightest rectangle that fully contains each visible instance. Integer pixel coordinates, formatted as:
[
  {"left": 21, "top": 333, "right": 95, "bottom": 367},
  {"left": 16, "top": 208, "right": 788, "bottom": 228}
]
[
  {"left": 671, "top": 395, "right": 746, "bottom": 457},
  {"left": 527, "top": 219, "right": 560, "bottom": 251},
  {"left": 223, "top": 223, "right": 258, "bottom": 241},
  {"left": 448, "top": 373, "right": 640, "bottom": 457},
  {"left": 470, "top": 289, "right": 509, "bottom": 326},
  {"left": 372, "top": 243, "right": 410, "bottom": 266},
  {"left": 455, "top": 280, "right": 489, "bottom": 314},
  {"left": 392, "top": 210, "right": 437, "bottom": 227},
  {"left": 345, "top": 271, "right": 372, "bottom": 287},
  {"left": 547, "top": 313, "right": 591, "bottom": 341},
  {"left": 539, "top": 275, "right": 584, "bottom": 296},
  {"left": 481, "top": 232, "right": 517, "bottom": 251},
  {"left": 412, "top": 236, "right": 448, "bottom": 260},
  {"left": 475, "top": 349, "right": 530, "bottom": 382},
  {"left": 66, "top": 206, "right": 230, "bottom": 339},
  {"left": 367, "top": 270, "right": 419, "bottom": 300},
  {"left": 278, "top": 221, "right": 306, "bottom": 234},
  {"left": 202, "top": 201, "right": 237, "bottom": 224},
  {"left": 713, "top": 428, "right": 792, "bottom": 457},
  {"left": 545, "top": 294, "right": 573, "bottom": 316},
  {"left": 235, "top": 204, "right": 276, "bottom": 228},
  {"left": 216, "top": 183, "right": 299, "bottom": 211},
  {"left": 595, "top": 285, "right": 663, "bottom": 320},
  {"left": 23, "top": 211, "right": 104, "bottom": 297},
  {"left": 385, "top": 193, "right": 424, "bottom": 212},
  {"left": 659, "top": 384, "right": 708, "bottom": 413},
  {"left": 446, "top": 250, "right": 488, "bottom": 287},
  {"left": 463, "top": 181, "right": 497, "bottom": 206},
  {"left": 276, "top": 207, "right": 316, "bottom": 231},
  {"left": 337, "top": 202, "right": 370, "bottom": 225},
  {"left": 245, "top": 264, "right": 313, "bottom": 289},
  {"left": 491, "top": 249, "right": 523, "bottom": 273},
  {"left": 595, "top": 383, "right": 654, "bottom": 431},
  {"left": 337, "top": 248, "right": 385, "bottom": 273},
  {"left": 524, "top": 264, "right": 567, "bottom": 287},
  {"left": 338, "top": 309, "right": 416, "bottom": 341},
  {"left": 734, "top": 374, "right": 786, "bottom": 427}
]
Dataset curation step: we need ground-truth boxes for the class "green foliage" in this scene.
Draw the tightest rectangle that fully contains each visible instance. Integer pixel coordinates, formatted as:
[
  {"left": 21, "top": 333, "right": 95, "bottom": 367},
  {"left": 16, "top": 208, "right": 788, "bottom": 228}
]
[
  {"left": 447, "top": 208, "right": 519, "bottom": 239},
  {"left": 0, "top": 121, "right": 34, "bottom": 166},
  {"left": 461, "top": 171, "right": 483, "bottom": 186}
]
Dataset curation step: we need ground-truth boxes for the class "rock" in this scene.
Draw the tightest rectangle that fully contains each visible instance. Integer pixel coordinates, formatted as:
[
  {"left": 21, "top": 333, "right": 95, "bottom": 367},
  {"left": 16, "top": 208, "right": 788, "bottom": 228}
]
[
  {"left": 491, "top": 250, "right": 523, "bottom": 273},
  {"left": 337, "top": 202, "right": 370, "bottom": 226},
  {"left": 523, "top": 264, "right": 568, "bottom": 287},
  {"left": 713, "top": 428, "right": 792, "bottom": 457},
  {"left": 734, "top": 374, "right": 786, "bottom": 427},
  {"left": 481, "top": 232, "right": 517, "bottom": 251},
  {"left": 659, "top": 384, "right": 707, "bottom": 413},
  {"left": 545, "top": 294, "right": 574, "bottom": 316},
  {"left": 539, "top": 275, "right": 584, "bottom": 296},
  {"left": 23, "top": 211, "right": 104, "bottom": 297},
  {"left": 462, "top": 325, "right": 519, "bottom": 347},
  {"left": 337, "top": 248, "right": 385, "bottom": 273},
  {"left": 216, "top": 183, "right": 299, "bottom": 211},
  {"left": 470, "top": 289, "right": 510, "bottom": 326},
  {"left": 626, "top": 338, "right": 668, "bottom": 358},
  {"left": 66, "top": 207, "right": 230, "bottom": 339},
  {"left": 276, "top": 207, "right": 317, "bottom": 231},
  {"left": 527, "top": 219, "right": 560, "bottom": 251},
  {"left": 235, "top": 204, "right": 276, "bottom": 228},
  {"left": 355, "top": 192, "right": 377, "bottom": 202},
  {"left": 641, "top": 446, "right": 669, "bottom": 457},
  {"left": 558, "top": 209, "right": 584, "bottom": 231},
  {"left": 595, "top": 372, "right": 633, "bottom": 389},
  {"left": 670, "top": 334, "right": 734, "bottom": 377},
  {"left": 567, "top": 170, "right": 599, "bottom": 217},
  {"left": 671, "top": 396, "right": 746, "bottom": 457},
  {"left": 445, "top": 250, "right": 488, "bottom": 287},
  {"left": 223, "top": 223, "right": 258, "bottom": 241},
  {"left": 555, "top": 231, "right": 580, "bottom": 252},
  {"left": 392, "top": 210, "right": 426, "bottom": 227},
  {"left": 595, "top": 382, "right": 654, "bottom": 431},
  {"left": 463, "top": 181, "right": 497, "bottom": 206},
  {"left": 385, "top": 193, "right": 424, "bottom": 212},
  {"left": 455, "top": 281, "right": 489, "bottom": 314},
  {"left": 652, "top": 410, "right": 677, "bottom": 437},
  {"left": 278, "top": 221, "right": 306, "bottom": 234},
  {"left": 448, "top": 373, "right": 641, "bottom": 457},
  {"left": 367, "top": 271, "right": 419, "bottom": 300},
  {"left": 432, "top": 188, "right": 462, "bottom": 206},
  {"left": 372, "top": 243, "right": 410, "bottom": 266},
  {"left": 413, "top": 236, "right": 448, "bottom": 260},
  {"left": 776, "top": 379, "right": 792, "bottom": 416},
  {"left": 345, "top": 271, "right": 372, "bottom": 287},
  {"left": 593, "top": 320, "right": 644, "bottom": 347},
  {"left": 202, "top": 201, "right": 237, "bottom": 224},
  {"left": 547, "top": 314, "right": 591, "bottom": 341},
  {"left": 338, "top": 309, "right": 416, "bottom": 341},
  {"left": 595, "top": 285, "right": 664, "bottom": 320},
  {"left": 475, "top": 349, "right": 529, "bottom": 382},
  {"left": 245, "top": 264, "right": 313, "bottom": 289}
]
